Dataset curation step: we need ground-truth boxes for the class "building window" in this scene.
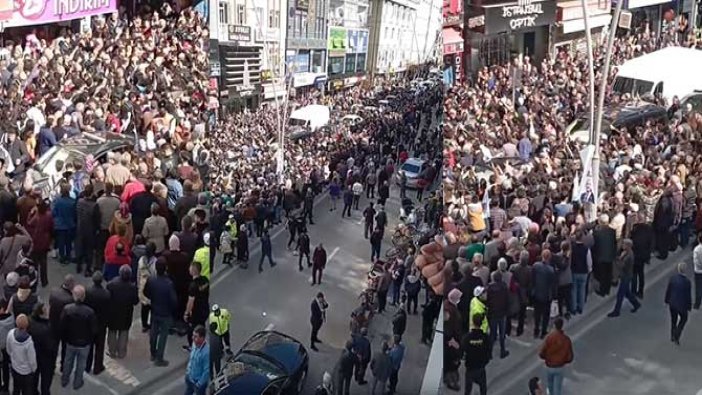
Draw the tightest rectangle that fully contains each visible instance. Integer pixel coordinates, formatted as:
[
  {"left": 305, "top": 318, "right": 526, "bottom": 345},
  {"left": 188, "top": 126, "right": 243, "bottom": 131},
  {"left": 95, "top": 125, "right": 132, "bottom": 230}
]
[
  {"left": 302, "top": 17, "right": 308, "bottom": 37},
  {"left": 356, "top": 53, "right": 366, "bottom": 72},
  {"left": 219, "top": 1, "right": 229, "bottom": 24},
  {"left": 237, "top": 3, "right": 246, "bottom": 25},
  {"left": 268, "top": 0, "right": 279, "bottom": 28},
  {"left": 345, "top": 54, "right": 356, "bottom": 74},
  {"left": 328, "top": 57, "right": 344, "bottom": 75}
]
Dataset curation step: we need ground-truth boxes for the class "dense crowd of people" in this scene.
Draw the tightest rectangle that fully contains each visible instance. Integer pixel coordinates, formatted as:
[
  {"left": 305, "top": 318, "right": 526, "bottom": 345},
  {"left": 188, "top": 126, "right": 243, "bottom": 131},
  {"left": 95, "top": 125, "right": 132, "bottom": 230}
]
[
  {"left": 0, "top": 0, "right": 447, "bottom": 391},
  {"left": 442, "top": 24, "right": 701, "bottom": 395}
]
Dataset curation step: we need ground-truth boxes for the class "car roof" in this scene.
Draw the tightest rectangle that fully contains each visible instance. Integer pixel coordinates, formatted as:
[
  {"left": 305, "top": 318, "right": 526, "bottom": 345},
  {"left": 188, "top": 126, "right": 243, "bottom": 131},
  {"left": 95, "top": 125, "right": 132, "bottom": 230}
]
[
  {"left": 57, "top": 132, "right": 133, "bottom": 156},
  {"left": 403, "top": 158, "right": 425, "bottom": 166},
  {"left": 240, "top": 331, "right": 306, "bottom": 375},
  {"left": 576, "top": 101, "right": 665, "bottom": 124}
]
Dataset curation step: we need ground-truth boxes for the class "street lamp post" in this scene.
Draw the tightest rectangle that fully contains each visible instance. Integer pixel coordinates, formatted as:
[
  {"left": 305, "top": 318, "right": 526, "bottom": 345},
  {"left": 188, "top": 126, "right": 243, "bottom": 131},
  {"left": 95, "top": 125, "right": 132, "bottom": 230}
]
[
  {"left": 591, "top": 0, "right": 624, "bottom": 219},
  {"left": 580, "top": 0, "right": 596, "bottom": 220}
]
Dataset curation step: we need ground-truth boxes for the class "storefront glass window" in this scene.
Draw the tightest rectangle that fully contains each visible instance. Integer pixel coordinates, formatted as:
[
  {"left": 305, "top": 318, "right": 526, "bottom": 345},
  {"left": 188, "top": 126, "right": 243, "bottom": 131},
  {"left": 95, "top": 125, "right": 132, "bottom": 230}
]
[
  {"left": 345, "top": 55, "right": 356, "bottom": 74},
  {"left": 356, "top": 54, "right": 366, "bottom": 72},
  {"left": 328, "top": 56, "right": 344, "bottom": 75}
]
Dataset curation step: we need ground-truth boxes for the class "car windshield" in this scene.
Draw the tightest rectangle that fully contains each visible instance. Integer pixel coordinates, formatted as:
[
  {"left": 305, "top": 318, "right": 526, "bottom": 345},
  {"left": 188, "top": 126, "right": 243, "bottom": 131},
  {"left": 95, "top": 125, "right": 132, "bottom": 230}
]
[
  {"left": 34, "top": 146, "right": 84, "bottom": 175},
  {"left": 289, "top": 118, "right": 308, "bottom": 127},
  {"left": 402, "top": 163, "right": 421, "bottom": 174},
  {"left": 232, "top": 353, "right": 285, "bottom": 380}
]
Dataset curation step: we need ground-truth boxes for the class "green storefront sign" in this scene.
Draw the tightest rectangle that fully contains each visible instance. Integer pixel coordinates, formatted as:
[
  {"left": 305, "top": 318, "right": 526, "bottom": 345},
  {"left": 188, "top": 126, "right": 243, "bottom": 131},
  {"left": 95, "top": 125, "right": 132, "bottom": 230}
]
[{"left": 328, "top": 27, "right": 347, "bottom": 56}]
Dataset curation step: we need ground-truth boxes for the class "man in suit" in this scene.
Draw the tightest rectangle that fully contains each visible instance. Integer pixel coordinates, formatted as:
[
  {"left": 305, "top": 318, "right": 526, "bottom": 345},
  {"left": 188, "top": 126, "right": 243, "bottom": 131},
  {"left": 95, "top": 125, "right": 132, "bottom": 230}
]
[
  {"left": 310, "top": 292, "right": 328, "bottom": 352},
  {"left": 665, "top": 262, "right": 692, "bottom": 345},
  {"left": 593, "top": 214, "right": 617, "bottom": 296}
]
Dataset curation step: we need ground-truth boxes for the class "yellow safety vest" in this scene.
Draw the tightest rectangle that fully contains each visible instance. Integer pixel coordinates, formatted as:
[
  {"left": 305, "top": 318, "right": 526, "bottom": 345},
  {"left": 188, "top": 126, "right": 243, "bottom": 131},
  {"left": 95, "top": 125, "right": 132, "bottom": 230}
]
[
  {"left": 209, "top": 309, "right": 231, "bottom": 336},
  {"left": 194, "top": 247, "right": 210, "bottom": 279}
]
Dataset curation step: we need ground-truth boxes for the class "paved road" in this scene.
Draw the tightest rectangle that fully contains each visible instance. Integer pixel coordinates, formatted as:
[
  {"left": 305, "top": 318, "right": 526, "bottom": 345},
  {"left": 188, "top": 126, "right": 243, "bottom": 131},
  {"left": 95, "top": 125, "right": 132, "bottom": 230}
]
[
  {"left": 492, "top": 253, "right": 701, "bottom": 395},
  {"left": 36, "top": 182, "right": 434, "bottom": 395}
]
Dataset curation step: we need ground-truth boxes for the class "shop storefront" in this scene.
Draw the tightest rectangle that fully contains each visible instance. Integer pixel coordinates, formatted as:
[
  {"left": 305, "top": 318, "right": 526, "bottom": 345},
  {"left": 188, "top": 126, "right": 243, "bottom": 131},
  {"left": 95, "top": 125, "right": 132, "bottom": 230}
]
[
  {"left": 291, "top": 72, "right": 327, "bottom": 97},
  {"left": 624, "top": 0, "right": 673, "bottom": 35},
  {"left": 325, "top": 26, "right": 369, "bottom": 90},
  {"left": 218, "top": 25, "right": 263, "bottom": 110},
  {"left": 0, "top": 0, "right": 117, "bottom": 43},
  {"left": 466, "top": 0, "right": 557, "bottom": 73},
  {"left": 553, "top": 0, "right": 611, "bottom": 56},
  {"left": 443, "top": 27, "right": 464, "bottom": 85}
]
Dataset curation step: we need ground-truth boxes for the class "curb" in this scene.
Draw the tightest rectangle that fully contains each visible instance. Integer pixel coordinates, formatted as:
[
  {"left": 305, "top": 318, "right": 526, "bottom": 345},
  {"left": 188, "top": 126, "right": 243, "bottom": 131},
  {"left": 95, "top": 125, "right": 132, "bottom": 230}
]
[{"left": 485, "top": 246, "right": 692, "bottom": 388}]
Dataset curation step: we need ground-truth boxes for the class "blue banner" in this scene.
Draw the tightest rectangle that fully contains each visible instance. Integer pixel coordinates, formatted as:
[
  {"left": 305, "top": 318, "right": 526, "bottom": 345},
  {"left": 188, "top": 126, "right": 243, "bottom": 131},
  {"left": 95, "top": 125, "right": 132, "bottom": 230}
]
[
  {"left": 358, "top": 30, "right": 369, "bottom": 53},
  {"left": 347, "top": 30, "right": 359, "bottom": 54}
]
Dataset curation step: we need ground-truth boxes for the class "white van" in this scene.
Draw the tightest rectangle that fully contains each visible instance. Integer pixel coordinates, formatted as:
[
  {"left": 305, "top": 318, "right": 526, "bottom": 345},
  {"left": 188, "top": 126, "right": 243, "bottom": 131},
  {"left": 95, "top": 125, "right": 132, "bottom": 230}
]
[
  {"left": 612, "top": 47, "right": 702, "bottom": 104},
  {"left": 289, "top": 105, "right": 330, "bottom": 131}
]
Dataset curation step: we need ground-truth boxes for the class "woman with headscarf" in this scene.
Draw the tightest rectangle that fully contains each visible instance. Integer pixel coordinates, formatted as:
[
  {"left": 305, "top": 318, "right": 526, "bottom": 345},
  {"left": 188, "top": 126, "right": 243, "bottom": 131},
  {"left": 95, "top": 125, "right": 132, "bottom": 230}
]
[{"left": 109, "top": 202, "right": 134, "bottom": 243}]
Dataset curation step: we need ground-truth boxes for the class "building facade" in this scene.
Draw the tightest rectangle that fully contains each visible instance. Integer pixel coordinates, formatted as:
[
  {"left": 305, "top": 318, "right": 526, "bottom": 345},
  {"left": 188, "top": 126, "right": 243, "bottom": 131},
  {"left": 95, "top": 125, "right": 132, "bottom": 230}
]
[
  {"left": 286, "top": 0, "right": 330, "bottom": 96},
  {"left": 367, "top": 0, "right": 421, "bottom": 74},
  {"left": 326, "top": 0, "right": 371, "bottom": 91},
  {"left": 443, "top": 0, "right": 464, "bottom": 85},
  {"left": 209, "top": 0, "right": 265, "bottom": 110}
]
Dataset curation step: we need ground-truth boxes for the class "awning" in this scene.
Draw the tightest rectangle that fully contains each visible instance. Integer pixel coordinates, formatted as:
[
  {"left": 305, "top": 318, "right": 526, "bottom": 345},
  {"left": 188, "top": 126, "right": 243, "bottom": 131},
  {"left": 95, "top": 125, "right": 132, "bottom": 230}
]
[
  {"left": 562, "top": 14, "right": 612, "bottom": 34},
  {"left": 443, "top": 28, "right": 463, "bottom": 45}
]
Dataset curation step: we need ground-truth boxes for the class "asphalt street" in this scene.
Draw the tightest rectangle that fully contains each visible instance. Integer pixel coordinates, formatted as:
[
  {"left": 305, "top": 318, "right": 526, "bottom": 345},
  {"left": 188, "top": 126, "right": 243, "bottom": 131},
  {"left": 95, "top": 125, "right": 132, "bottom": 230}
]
[
  {"left": 492, "top": 254, "right": 702, "bottom": 395},
  {"left": 36, "top": 182, "right": 434, "bottom": 395}
]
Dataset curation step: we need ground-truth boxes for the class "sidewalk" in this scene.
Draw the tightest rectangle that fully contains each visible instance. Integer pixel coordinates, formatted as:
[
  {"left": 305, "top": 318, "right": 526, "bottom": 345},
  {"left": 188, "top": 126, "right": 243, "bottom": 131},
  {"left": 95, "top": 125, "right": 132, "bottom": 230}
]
[{"left": 443, "top": 245, "right": 692, "bottom": 395}]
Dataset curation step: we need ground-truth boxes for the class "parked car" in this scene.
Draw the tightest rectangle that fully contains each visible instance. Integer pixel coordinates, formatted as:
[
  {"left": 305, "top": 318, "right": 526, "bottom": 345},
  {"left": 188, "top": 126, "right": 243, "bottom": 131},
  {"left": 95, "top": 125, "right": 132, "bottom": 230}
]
[
  {"left": 27, "top": 132, "right": 133, "bottom": 198},
  {"left": 212, "top": 331, "right": 309, "bottom": 395},
  {"left": 395, "top": 157, "right": 428, "bottom": 189},
  {"left": 680, "top": 90, "right": 702, "bottom": 113},
  {"left": 565, "top": 101, "right": 668, "bottom": 143}
]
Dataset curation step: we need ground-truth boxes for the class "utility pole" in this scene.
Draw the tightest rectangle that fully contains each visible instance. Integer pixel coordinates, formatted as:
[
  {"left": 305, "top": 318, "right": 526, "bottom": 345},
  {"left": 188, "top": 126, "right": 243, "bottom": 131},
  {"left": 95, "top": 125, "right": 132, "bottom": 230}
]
[
  {"left": 580, "top": 0, "right": 596, "bottom": 221},
  {"left": 591, "top": 0, "right": 624, "bottom": 219}
]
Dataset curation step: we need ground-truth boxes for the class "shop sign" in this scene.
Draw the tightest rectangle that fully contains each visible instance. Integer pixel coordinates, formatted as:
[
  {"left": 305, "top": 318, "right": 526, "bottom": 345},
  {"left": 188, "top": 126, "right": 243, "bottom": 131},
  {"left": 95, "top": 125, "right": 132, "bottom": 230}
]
[
  {"left": 228, "top": 25, "right": 251, "bottom": 42},
  {"left": 331, "top": 80, "right": 344, "bottom": 90},
  {"left": 1, "top": 0, "right": 117, "bottom": 28},
  {"left": 210, "top": 61, "right": 221, "bottom": 77},
  {"left": 344, "top": 76, "right": 359, "bottom": 87},
  {"left": 483, "top": 0, "right": 556, "bottom": 34},
  {"left": 443, "top": 42, "right": 464, "bottom": 54},
  {"left": 443, "top": 13, "right": 462, "bottom": 26},
  {"left": 468, "top": 15, "right": 485, "bottom": 29},
  {"left": 328, "top": 27, "right": 347, "bottom": 56}
]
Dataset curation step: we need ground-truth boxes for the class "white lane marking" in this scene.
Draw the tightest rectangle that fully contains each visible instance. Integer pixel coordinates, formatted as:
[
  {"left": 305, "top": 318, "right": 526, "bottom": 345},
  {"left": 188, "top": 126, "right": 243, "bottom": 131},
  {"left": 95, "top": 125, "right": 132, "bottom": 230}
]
[
  {"left": 104, "top": 355, "right": 141, "bottom": 387},
  {"left": 328, "top": 247, "right": 341, "bottom": 261},
  {"left": 152, "top": 377, "right": 182, "bottom": 395},
  {"left": 84, "top": 373, "right": 121, "bottom": 395},
  {"left": 265, "top": 323, "right": 275, "bottom": 331}
]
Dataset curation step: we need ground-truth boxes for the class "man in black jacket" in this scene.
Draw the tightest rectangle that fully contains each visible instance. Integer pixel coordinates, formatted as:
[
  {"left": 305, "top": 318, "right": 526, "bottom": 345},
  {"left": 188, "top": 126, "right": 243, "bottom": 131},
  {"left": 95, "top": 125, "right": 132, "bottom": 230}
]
[
  {"left": 75, "top": 184, "right": 100, "bottom": 276},
  {"left": 59, "top": 285, "right": 98, "bottom": 390},
  {"left": 593, "top": 215, "right": 617, "bottom": 296},
  {"left": 486, "top": 271, "right": 510, "bottom": 359},
  {"left": 362, "top": 203, "right": 375, "bottom": 239},
  {"left": 310, "top": 292, "right": 328, "bottom": 352},
  {"left": 653, "top": 190, "right": 675, "bottom": 260},
  {"left": 338, "top": 340, "right": 356, "bottom": 395},
  {"left": 392, "top": 305, "right": 407, "bottom": 338},
  {"left": 352, "top": 327, "right": 371, "bottom": 385},
  {"left": 85, "top": 272, "right": 110, "bottom": 375},
  {"left": 144, "top": 258, "right": 177, "bottom": 367},
  {"left": 631, "top": 212, "right": 654, "bottom": 298},
  {"left": 297, "top": 230, "right": 311, "bottom": 271},
  {"left": 29, "top": 302, "right": 56, "bottom": 395},
  {"left": 461, "top": 313, "right": 491, "bottom": 395},
  {"left": 106, "top": 266, "right": 139, "bottom": 359},
  {"left": 49, "top": 275, "right": 75, "bottom": 371}
]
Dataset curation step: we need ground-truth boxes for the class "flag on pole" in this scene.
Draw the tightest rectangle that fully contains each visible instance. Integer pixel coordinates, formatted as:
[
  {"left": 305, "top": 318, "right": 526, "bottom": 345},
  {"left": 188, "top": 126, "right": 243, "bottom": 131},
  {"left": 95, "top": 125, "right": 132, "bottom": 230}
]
[{"left": 571, "top": 172, "right": 580, "bottom": 202}]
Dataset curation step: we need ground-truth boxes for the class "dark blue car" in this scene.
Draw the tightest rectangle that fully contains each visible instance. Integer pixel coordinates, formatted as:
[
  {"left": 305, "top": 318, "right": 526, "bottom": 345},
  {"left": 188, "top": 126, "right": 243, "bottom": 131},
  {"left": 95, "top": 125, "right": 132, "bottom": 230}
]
[{"left": 211, "top": 331, "right": 309, "bottom": 395}]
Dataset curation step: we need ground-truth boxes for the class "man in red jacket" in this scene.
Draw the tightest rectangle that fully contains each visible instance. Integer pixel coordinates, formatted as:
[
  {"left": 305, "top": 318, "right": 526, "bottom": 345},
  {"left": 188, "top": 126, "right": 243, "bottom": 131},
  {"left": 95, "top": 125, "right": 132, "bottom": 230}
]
[{"left": 539, "top": 317, "right": 573, "bottom": 395}]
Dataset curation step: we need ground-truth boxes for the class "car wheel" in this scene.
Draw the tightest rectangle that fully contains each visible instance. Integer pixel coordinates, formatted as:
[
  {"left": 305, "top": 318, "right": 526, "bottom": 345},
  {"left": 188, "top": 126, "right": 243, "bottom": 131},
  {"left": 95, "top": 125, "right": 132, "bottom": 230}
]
[{"left": 296, "top": 369, "right": 307, "bottom": 394}]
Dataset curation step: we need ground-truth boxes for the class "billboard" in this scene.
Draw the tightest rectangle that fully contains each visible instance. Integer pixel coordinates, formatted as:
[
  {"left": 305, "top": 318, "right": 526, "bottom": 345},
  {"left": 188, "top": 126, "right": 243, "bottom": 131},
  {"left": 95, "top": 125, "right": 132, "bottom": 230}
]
[
  {"left": 328, "top": 26, "right": 347, "bottom": 56},
  {"left": 0, "top": 0, "right": 117, "bottom": 28},
  {"left": 347, "top": 30, "right": 358, "bottom": 54}
]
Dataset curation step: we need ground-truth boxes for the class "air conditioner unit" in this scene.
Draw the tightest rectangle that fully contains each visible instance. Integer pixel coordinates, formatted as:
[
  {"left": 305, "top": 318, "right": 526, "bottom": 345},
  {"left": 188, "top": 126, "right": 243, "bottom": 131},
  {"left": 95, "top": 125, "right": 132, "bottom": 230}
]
[{"left": 619, "top": 11, "right": 632, "bottom": 29}]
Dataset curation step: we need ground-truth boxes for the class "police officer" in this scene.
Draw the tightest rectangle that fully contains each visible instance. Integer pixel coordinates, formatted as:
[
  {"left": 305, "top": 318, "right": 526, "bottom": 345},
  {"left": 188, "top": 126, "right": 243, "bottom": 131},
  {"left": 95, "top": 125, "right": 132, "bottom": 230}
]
[{"left": 209, "top": 304, "right": 232, "bottom": 356}]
